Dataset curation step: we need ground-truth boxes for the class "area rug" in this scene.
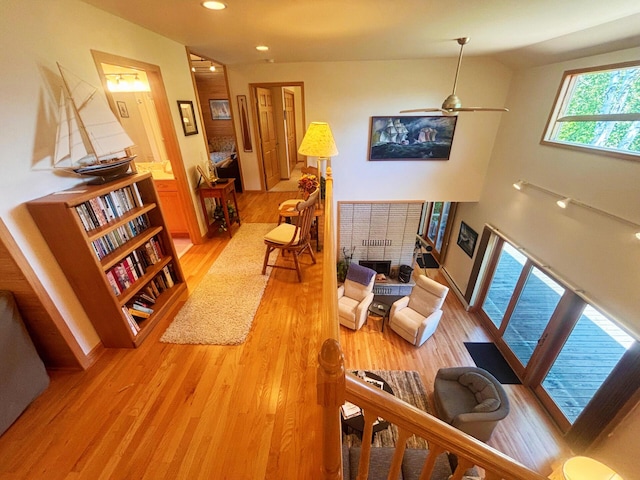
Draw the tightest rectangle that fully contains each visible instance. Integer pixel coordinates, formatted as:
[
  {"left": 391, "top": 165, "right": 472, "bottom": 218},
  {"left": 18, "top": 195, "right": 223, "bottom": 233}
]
[
  {"left": 344, "top": 370, "right": 430, "bottom": 449},
  {"left": 464, "top": 342, "right": 521, "bottom": 384},
  {"left": 160, "top": 223, "right": 276, "bottom": 345}
]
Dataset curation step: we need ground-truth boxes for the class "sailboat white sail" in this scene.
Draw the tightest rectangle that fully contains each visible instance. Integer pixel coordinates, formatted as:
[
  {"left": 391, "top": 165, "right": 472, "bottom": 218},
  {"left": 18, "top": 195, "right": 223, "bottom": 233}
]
[{"left": 54, "top": 63, "right": 135, "bottom": 178}]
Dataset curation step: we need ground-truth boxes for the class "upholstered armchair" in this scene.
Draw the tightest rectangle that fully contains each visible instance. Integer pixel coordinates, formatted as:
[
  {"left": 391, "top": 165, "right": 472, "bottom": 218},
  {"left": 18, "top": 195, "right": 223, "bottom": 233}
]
[
  {"left": 389, "top": 275, "right": 449, "bottom": 346},
  {"left": 433, "top": 366, "right": 510, "bottom": 442},
  {"left": 337, "top": 263, "right": 376, "bottom": 331}
]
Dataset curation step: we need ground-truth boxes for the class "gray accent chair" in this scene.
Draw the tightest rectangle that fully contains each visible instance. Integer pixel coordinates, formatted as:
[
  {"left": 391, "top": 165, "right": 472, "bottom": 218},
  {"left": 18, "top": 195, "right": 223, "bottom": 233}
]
[
  {"left": 433, "top": 366, "right": 510, "bottom": 442},
  {"left": 0, "top": 291, "right": 49, "bottom": 436}
]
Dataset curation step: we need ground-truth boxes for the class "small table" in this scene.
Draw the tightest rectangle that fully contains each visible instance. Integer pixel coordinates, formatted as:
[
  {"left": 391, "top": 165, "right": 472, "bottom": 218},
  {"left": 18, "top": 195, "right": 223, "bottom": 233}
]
[
  {"left": 197, "top": 179, "right": 241, "bottom": 238},
  {"left": 368, "top": 301, "right": 390, "bottom": 332},
  {"left": 341, "top": 371, "right": 394, "bottom": 440}
]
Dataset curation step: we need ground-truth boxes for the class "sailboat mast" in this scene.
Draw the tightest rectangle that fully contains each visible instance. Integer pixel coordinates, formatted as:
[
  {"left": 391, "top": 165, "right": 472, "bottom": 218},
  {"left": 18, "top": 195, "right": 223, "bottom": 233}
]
[{"left": 57, "top": 63, "right": 99, "bottom": 162}]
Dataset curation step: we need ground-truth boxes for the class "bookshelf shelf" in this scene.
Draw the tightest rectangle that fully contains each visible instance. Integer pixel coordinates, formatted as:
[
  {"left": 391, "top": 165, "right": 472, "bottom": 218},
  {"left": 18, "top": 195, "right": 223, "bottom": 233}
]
[{"left": 27, "top": 173, "right": 187, "bottom": 348}]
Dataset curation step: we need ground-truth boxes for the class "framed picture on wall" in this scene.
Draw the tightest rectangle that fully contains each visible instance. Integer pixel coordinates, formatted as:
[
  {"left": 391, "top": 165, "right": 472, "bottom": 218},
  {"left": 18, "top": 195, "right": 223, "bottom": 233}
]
[
  {"left": 209, "top": 99, "right": 231, "bottom": 120},
  {"left": 177, "top": 100, "right": 198, "bottom": 136},
  {"left": 117, "top": 101, "right": 129, "bottom": 118},
  {"left": 237, "top": 95, "right": 253, "bottom": 152},
  {"left": 368, "top": 116, "right": 457, "bottom": 160},
  {"left": 457, "top": 221, "right": 478, "bottom": 258}
]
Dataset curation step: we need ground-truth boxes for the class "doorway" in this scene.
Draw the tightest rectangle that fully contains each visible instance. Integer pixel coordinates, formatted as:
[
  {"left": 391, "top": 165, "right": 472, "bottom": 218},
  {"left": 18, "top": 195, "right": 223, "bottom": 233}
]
[
  {"left": 249, "top": 82, "right": 305, "bottom": 192},
  {"left": 91, "top": 51, "right": 200, "bottom": 248}
]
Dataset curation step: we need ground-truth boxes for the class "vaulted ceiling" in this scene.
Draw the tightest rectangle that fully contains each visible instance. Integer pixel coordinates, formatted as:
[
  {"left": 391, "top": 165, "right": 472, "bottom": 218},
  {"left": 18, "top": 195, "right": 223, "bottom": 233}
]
[{"left": 83, "top": 0, "right": 640, "bottom": 68}]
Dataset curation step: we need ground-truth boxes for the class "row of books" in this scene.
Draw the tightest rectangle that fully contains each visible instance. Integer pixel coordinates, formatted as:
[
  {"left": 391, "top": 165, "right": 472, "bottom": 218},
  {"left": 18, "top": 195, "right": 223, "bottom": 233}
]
[
  {"left": 75, "top": 183, "right": 144, "bottom": 232},
  {"left": 121, "top": 265, "right": 177, "bottom": 336},
  {"left": 105, "top": 237, "right": 166, "bottom": 296},
  {"left": 91, "top": 214, "right": 150, "bottom": 260}
]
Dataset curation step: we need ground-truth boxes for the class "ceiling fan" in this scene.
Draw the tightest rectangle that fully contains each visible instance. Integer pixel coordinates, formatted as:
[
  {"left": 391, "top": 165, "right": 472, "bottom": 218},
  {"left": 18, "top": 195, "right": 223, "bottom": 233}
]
[{"left": 400, "top": 37, "right": 509, "bottom": 115}]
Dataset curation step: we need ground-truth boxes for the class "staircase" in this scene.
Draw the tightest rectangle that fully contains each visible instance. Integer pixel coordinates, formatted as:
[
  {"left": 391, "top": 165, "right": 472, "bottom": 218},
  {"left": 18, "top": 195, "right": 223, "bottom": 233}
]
[{"left": 317, "top": 170, "right": 549, "bottom": 480}]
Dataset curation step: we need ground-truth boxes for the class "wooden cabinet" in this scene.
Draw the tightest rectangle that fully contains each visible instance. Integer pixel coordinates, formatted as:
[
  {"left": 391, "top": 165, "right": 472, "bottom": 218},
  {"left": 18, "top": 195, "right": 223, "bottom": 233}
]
[
  {"left": 26, "top": 173, "right": 187, "bottom": 348},
  {"left": 154, "top": 179, "right": 189, "bottom": 236}
]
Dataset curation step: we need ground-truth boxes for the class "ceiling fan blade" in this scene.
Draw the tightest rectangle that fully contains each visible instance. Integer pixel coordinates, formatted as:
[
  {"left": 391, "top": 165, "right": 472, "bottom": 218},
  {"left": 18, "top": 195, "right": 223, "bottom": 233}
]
[
  {"left": 399, "top": 107, "right": 446, "bottom": 114},
  {"left": 452, "top": 107, "right": 509, "bottom": 112}
]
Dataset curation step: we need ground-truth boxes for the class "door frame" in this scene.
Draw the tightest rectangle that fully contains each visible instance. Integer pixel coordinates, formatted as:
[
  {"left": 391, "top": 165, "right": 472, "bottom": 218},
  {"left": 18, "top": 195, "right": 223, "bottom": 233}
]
[
  {"left": 249, "top": 82, "right": 305, "bottom": 191},
  {"left": 91, "top": 50, "right": 201, "bottom": 244}
]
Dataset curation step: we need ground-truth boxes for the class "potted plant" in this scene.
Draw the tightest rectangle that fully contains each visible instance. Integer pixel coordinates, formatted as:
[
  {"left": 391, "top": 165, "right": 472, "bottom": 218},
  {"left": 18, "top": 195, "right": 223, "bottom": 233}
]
[{"left": 213, "top": 201, "right": 236, "bottom": 232}]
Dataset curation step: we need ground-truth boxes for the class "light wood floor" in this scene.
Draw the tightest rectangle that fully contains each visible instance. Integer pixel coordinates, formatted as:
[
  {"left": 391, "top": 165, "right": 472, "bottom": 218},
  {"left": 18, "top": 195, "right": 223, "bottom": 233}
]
[{"left": 0, "top": 191, "right": 572, "bottom": 479}]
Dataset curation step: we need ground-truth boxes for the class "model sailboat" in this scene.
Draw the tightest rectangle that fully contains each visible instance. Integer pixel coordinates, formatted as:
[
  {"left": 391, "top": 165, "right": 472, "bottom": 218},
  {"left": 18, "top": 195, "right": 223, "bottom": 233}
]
[{"left": 54, "top": 63, "right": 135, "bottom": 182}]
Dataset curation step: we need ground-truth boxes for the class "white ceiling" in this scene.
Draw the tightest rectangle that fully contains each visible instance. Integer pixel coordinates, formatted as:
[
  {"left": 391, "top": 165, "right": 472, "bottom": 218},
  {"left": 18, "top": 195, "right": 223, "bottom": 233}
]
[{"left": 82, "top": 0, "right": 640, "bottom": 68}]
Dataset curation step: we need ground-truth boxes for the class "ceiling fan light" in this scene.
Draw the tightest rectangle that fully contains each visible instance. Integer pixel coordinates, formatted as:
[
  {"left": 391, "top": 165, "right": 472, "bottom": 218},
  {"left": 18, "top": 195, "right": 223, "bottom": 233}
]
[{"left": 441, "top": 94, "right": 462, "bottom": 110}]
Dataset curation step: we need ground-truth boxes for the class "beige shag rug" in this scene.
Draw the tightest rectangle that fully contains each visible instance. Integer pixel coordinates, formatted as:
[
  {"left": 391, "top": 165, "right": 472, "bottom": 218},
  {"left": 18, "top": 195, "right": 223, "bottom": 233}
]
[{"left": 160, "top": 223, "right": 276, "bottom": 345}]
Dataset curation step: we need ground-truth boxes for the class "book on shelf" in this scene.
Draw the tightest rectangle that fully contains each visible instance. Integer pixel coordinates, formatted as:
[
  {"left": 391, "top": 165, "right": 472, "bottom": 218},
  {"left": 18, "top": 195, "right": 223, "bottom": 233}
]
[
  {"left": 122, "top": 306, "right": 140, "bottom": 334},
  {"left": 128, "top": 307, "right": 150, "bottom": 319},
  {"left": 74, "top": 184, "right": 146, "bottom": 233},
  {"left": 131, "top": 302, "right": 154, "bottom": 315}
]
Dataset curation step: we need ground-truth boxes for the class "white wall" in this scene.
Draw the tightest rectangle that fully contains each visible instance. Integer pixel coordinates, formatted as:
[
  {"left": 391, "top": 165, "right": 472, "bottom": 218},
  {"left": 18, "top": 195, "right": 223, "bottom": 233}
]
[
  {"left": 226, "top": 58, "right": 512, "bottom": 202},
  {"left": 449, "top": 46, "right": 640, "bottom": 336},
  {"left": 0, "top": 0, "right": 210, "bottom": 353}
]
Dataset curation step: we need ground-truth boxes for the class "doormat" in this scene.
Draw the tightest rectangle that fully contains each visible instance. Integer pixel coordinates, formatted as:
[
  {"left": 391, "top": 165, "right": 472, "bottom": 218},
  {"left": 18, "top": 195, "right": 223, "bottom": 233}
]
[{"left": 464, "top": 342, "right": 521, "bottom": 384}]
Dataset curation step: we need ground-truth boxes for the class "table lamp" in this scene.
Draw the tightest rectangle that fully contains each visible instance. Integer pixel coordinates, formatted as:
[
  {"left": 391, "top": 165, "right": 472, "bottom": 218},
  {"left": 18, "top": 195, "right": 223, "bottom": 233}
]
[
  {"left": 298, "top": 121, "right": 338, "bottom": 178},
  {"left": 562, "top": 456, "right": 623, "bottom": 480}
]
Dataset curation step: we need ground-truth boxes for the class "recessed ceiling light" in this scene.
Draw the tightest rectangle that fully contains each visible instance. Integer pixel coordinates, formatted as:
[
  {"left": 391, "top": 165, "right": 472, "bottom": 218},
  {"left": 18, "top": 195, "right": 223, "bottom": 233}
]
[
  {"left": 202, "top": 1, "right": 227, "bottom": 10},
  {"left": 256, "top": 45, "right": 269, "bottom": 52}
]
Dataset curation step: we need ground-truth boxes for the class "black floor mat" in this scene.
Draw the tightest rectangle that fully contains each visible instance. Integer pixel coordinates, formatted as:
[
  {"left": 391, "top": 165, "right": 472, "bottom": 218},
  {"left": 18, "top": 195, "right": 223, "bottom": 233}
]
[{"left": 464, "top": 342, "right": 521, "bottom": 384}]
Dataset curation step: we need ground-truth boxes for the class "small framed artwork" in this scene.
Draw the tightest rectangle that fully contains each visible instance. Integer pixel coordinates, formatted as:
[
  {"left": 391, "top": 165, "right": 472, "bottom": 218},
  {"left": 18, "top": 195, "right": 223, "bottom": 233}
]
[
  {"left": 177, "top": 100, "right": 198, "bottom": 136},
  {"left": 196, "top": 165, "right": 214, "bottom": 188},
  {"left": 117, "top": 101, "right": 129, "bottom": 118},
  {"left": 368, "top": 116, "right": 458, "bottom": 160},
  {"left": 209, "top": 99, "right": 231, "bottom": 120},
  {"left": 457, "top": 221, "right": 478, "bottom": 258},
  {"left": 237, "top": 95, "right": 253, "bottom": 152}
]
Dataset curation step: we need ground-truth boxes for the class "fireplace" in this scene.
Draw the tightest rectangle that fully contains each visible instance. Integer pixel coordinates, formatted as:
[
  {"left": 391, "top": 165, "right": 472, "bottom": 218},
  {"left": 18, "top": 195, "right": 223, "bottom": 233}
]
[{"left": 359, "top": 260, "right": 391, "bottom": 276}]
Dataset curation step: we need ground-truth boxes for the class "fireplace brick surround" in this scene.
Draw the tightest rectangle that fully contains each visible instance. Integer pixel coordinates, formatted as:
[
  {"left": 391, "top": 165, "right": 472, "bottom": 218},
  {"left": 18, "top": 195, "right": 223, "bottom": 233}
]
[{"left": 338, "top": 202, "right": 422, "bottom": 295}]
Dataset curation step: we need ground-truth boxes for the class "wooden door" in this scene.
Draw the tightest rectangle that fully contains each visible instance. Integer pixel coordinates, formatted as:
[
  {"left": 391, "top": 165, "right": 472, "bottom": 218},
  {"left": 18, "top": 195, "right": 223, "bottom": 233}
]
[
  {"left": 284, "top": 90, "right": 298, "bottom": 172},
  {"left": 256, "top": 87, "right": 280, "bottom": 190}
]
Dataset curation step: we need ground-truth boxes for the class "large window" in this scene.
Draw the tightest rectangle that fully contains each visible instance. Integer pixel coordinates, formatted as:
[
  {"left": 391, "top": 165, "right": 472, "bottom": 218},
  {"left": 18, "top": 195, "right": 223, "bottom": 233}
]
[
  {"left": 475, "top": 230, "right": 638, "bottom": 442},
  {"left": 542, "top": 61, "right": 640, "bottom": 161}
]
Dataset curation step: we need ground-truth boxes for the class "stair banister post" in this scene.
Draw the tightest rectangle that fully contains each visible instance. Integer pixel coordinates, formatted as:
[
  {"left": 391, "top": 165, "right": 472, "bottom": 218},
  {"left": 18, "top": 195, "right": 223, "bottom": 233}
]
[{"left": 318, "top": 338, "right": 346, "bottom": 479}]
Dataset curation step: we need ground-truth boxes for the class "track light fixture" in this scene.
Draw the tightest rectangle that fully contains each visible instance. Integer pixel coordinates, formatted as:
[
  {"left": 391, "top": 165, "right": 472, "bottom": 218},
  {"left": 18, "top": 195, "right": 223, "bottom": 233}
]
[{"left": 513, "top": 179, "right": 640, "bottom": 241}]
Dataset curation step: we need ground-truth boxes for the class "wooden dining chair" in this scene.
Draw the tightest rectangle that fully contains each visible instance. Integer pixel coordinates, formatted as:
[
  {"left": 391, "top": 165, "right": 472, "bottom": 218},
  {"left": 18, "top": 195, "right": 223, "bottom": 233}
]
[{"left": 262, "top": 189, "right": 320, "bottom": 282}]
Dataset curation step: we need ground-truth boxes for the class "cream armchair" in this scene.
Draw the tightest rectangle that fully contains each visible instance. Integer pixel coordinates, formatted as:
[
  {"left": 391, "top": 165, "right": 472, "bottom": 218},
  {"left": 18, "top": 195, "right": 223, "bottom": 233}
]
[
  {"left": 389, "top": 275, "right": 449, "bottom": 346},
  {"left": 337, "top": 264, "right": 376, "bottom": 331}
]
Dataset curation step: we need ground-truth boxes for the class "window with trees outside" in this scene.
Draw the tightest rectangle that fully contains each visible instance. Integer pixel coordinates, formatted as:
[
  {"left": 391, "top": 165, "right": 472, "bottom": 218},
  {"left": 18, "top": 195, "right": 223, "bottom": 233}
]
[{"left": 542, "top": 61, "right": 640, "bottom": 161}]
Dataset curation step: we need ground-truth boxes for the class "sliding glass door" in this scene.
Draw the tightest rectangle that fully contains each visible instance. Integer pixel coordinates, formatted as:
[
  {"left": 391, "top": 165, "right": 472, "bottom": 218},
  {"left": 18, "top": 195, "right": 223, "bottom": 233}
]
[{"left": 476, "top": 231, "right": 638, "bottom": 436}]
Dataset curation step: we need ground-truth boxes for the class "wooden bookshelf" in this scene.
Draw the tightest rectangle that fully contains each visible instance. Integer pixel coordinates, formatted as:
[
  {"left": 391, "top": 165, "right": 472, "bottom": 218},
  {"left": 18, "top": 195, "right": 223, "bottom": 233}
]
[{"left": 26, "top": 173, "right": 187, "bottom": 348}]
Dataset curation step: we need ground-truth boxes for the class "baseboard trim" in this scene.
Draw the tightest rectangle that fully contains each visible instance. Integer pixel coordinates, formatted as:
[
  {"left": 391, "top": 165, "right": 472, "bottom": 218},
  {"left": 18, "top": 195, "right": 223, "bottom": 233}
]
[{"left": 441, "top": 267, "right": 470, "bottom": 311}]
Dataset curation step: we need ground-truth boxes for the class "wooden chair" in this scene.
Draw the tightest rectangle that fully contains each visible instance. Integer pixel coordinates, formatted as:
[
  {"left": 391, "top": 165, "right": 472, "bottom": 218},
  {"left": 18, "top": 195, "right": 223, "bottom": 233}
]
[{"left": 262, "top": 189, "right": 320, "bottom": 282}]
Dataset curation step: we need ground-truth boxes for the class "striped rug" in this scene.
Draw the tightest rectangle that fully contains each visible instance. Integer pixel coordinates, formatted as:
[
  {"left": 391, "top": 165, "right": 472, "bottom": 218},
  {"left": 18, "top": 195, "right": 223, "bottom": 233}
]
[{"left": 344, "top": 370, "right": 430, "bottom": 449}]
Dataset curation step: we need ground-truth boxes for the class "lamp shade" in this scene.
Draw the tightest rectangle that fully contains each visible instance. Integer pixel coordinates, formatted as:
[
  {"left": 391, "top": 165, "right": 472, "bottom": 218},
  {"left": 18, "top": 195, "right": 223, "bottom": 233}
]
[
  {"left": 562, "top": 456, "right": 622, "bottom": 480},
  {"left": 298, "top": 122, "right": 338, "bottom": 158}
]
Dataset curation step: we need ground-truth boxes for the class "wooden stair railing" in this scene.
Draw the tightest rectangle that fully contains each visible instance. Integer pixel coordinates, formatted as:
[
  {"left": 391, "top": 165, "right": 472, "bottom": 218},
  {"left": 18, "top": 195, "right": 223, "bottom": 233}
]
[{"left": 317, "top": 169, "right": 548, "bottom": 480}]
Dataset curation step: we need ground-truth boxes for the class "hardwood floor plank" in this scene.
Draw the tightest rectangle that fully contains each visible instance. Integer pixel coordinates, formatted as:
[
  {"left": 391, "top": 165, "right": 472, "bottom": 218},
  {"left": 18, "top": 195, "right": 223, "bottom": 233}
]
[{"left": 0, "top": 191, "right": 570, "bottom": 479}]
